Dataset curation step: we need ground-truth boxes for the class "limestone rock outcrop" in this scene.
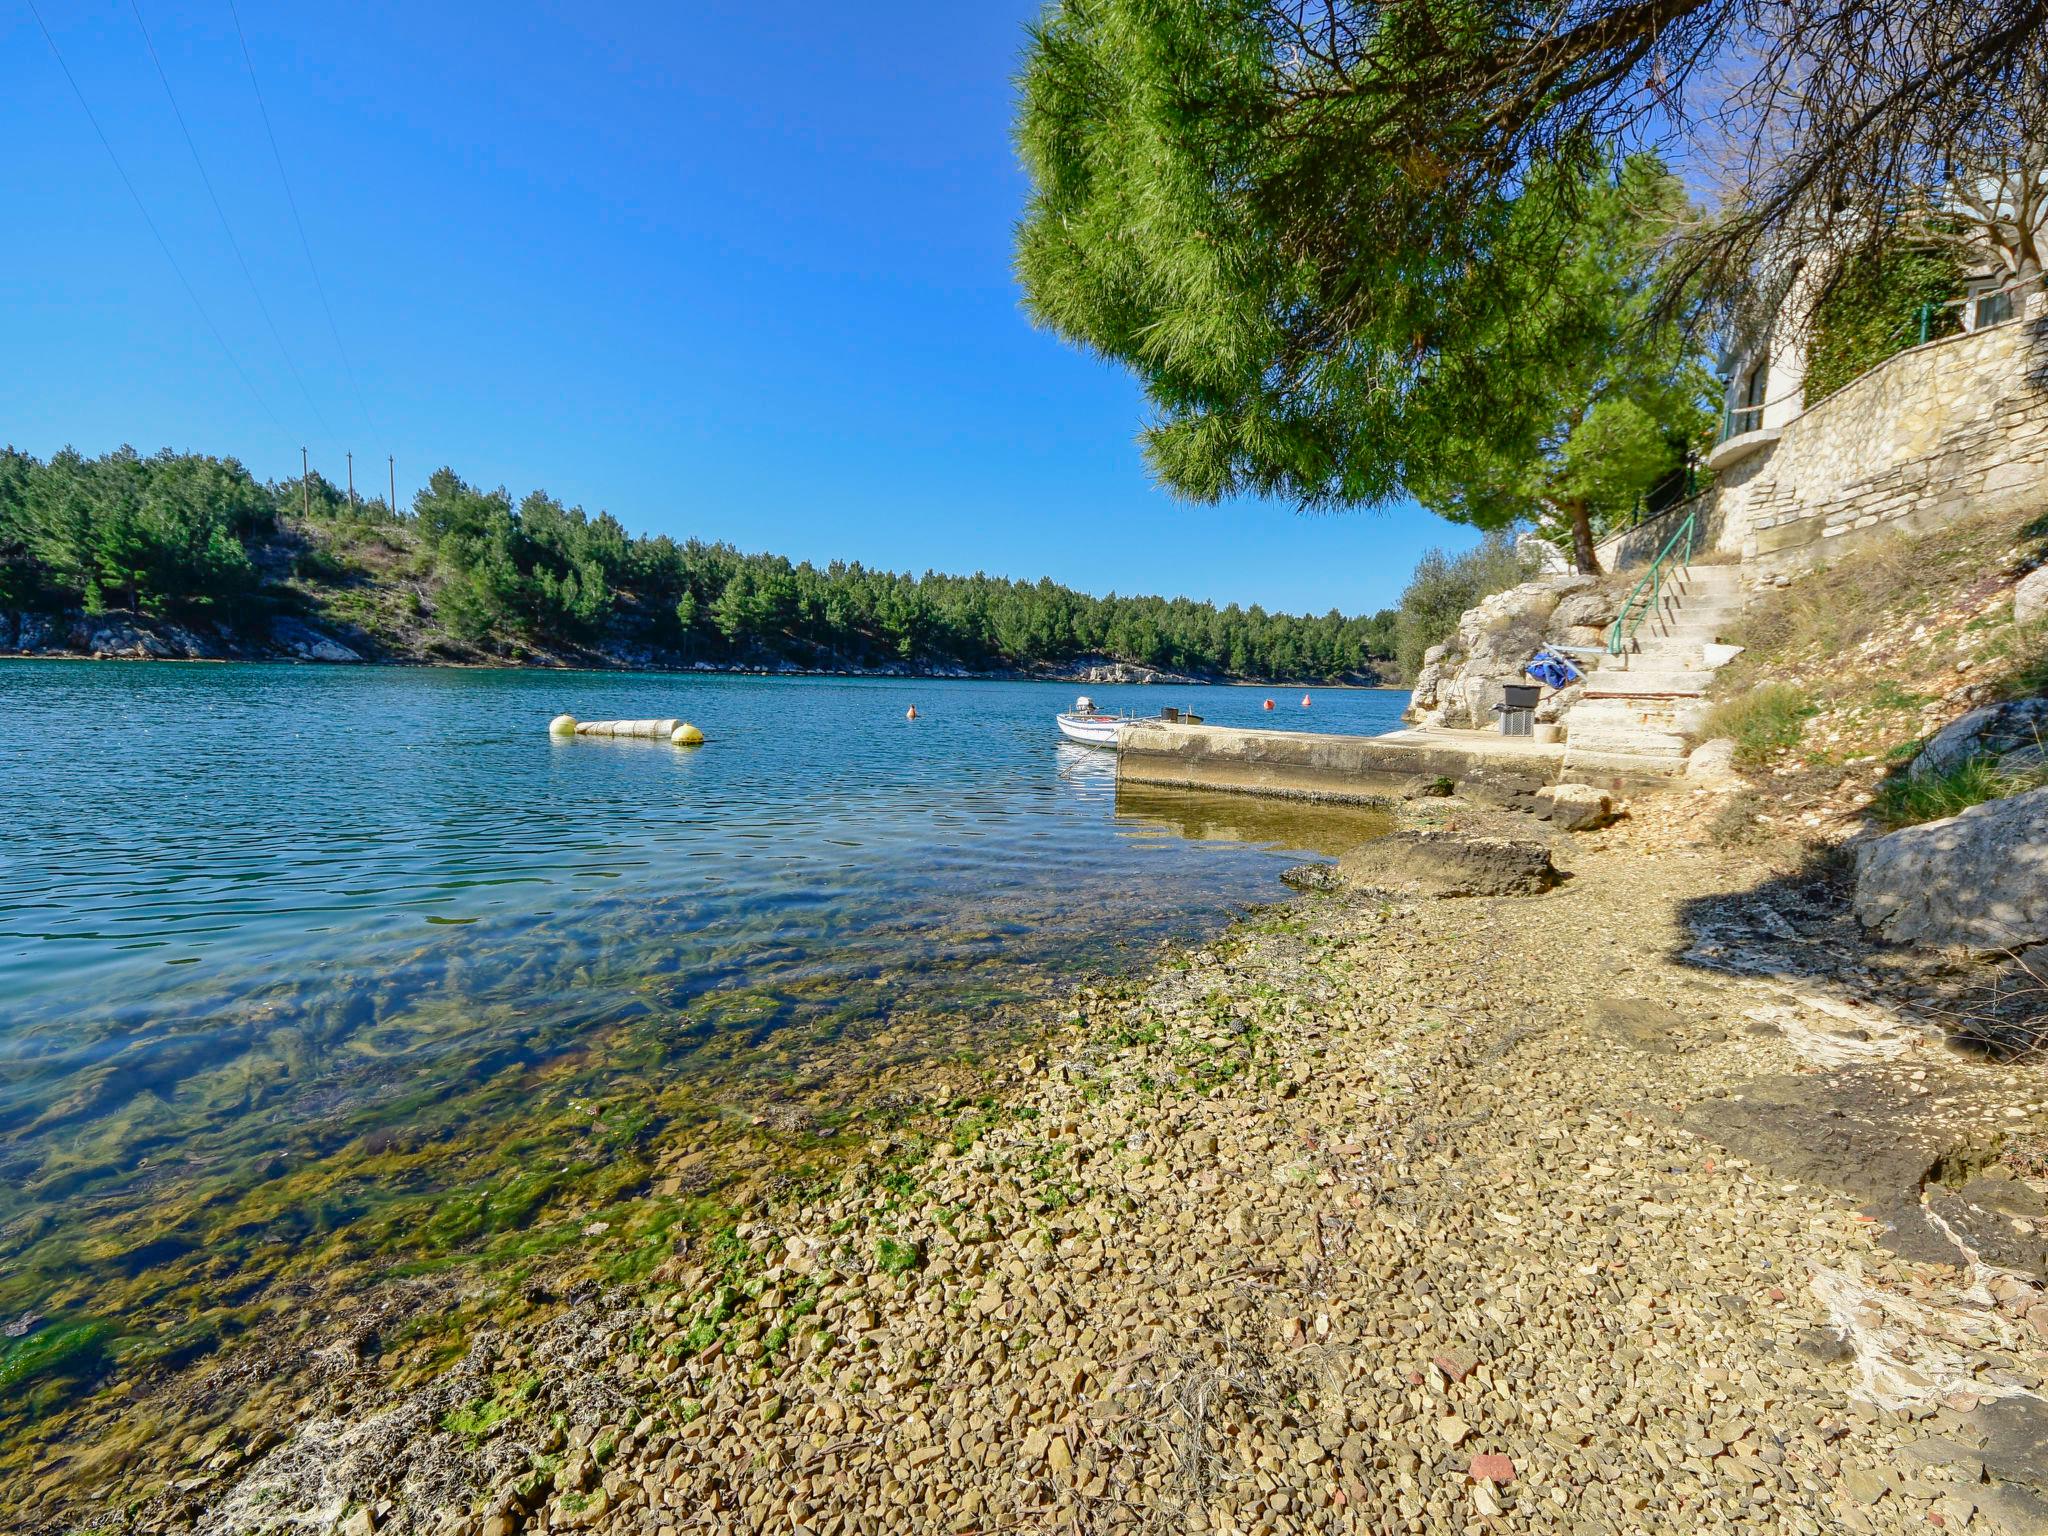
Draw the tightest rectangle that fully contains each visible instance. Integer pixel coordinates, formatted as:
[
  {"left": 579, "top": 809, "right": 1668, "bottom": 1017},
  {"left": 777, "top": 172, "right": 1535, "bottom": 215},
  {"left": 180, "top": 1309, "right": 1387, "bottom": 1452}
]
[
  {"left": 1908, "top": 698, "right": 2048, "bottom": 783},
  {"left": 1405, "top": 576, "right": 1611, "bottom": 731},
  {"left": 270, "top": 617, "right": 365, "bottom": 664},
  {"left": 1853, "top": 786, "right": 2048, "bottom": 951}
]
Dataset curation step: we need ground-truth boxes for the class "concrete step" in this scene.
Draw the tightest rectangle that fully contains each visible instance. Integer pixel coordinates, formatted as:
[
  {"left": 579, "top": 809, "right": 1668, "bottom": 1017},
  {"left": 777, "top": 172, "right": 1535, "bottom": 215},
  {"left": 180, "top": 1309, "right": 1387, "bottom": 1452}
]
[
  {"left": 1570, "top": 698, "right": 1691, "bottom": 724},
  {"left": 1633, "top": 621, "right": 1742, "bottom": 643},
  {"left": 1566, "top": 732, "right": 1688, "bottom": 757},
  {"left": 1628, "top": 605, "right": 1745, "bottom": 632},
  {"left": 1560, "top": 747, "right": 1692, "bottom": 784},
  {"left": 1582, "top": 671, "right": 1711, "bottom": 698},
  {"left": 1620, "top": 639, "right": 1711, "bottom": 660},
  {"left": 1638, "top": 608, "right": 1745, "bottom": 631}
]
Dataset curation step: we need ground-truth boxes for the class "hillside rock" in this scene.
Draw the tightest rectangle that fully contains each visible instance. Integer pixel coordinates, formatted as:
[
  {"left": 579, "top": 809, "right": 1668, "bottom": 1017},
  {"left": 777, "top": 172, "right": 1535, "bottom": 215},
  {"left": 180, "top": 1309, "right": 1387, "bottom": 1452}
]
[
  {"left": 1338, "top": 828, "right": 1560, "bottom": 897},
  {"left": 1405, "top": 575, "right": 1606, "bottom": 730},
  {"left": 79, "top": 618, "right": 172, "bottom": 658},
  {"left": 1685, "top": 738, "right": 1744, "bottom": 784},
  {"left": 270, "top": 617, "right": 364, "bottom": 664},
  {"left": 1909, "top": 698, "right": 2048, "bottom": 782},
  {"left": 2017, "top": 565, "right": 2048, "bottom": 627},
  {"left": 1853, "top": 785, "right": 2048, "bottom": 951}
]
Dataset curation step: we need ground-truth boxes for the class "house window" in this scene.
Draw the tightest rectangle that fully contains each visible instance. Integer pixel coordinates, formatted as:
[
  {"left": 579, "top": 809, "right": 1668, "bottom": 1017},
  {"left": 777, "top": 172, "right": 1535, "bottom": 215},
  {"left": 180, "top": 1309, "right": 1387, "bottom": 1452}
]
[
  {"left": 1741, "top": 359, "right": 1769, "bottom": 411},
  {"left": 1976, "top": 290, "right": 2014, "bottom": 328},
  {"left": 1727, "top": 355, "right": 1768, "bottom": 437}
]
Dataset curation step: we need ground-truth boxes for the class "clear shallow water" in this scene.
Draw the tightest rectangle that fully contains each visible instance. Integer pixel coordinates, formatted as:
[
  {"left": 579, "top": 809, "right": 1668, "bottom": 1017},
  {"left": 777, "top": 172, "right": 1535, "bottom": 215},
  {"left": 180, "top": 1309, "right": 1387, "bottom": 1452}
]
[{"left": 0, "top": 663, "right": 1403, "bottom": 1362}]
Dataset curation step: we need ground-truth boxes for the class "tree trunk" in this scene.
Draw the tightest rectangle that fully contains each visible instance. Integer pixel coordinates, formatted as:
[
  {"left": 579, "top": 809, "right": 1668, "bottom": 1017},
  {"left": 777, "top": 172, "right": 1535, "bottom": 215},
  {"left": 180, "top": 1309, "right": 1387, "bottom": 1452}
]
[{"left": 1567, "top": 501, "right": 1603, "bottom": 576}]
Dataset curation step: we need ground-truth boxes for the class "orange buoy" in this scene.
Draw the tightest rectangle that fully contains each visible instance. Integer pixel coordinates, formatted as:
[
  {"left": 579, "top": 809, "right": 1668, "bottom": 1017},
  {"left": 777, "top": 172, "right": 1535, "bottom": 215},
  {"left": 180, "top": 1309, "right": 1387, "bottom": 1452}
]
[
  {"left": 1301, "top": 693, "right": 1312, "bottom": 707},
  {"left": 905, "top": 705, "right": 918, "bottom": 720},
  {"left": 1263, "top": 698, "right": 1274, "bottom": 710}
]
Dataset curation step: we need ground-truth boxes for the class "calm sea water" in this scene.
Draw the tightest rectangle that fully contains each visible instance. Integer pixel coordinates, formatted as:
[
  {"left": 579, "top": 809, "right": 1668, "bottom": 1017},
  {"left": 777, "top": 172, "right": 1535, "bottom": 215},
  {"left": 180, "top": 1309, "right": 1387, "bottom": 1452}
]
[{"left": 0, "top": 662, "right": 1403, "bottom": 1361}]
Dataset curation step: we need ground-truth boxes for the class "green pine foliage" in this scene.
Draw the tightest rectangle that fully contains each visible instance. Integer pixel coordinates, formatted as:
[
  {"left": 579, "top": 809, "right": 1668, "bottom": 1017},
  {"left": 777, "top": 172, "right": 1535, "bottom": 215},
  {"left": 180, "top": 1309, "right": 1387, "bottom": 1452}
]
[
  {"left": 0, "top": 447, "right": 1398, "bottom": 681},
  {"left": 0, "top": 445, "right": 270, "bottom": 617},
  {"left": 1014, "top": 5, "right": 1715, "bottom": 574}
]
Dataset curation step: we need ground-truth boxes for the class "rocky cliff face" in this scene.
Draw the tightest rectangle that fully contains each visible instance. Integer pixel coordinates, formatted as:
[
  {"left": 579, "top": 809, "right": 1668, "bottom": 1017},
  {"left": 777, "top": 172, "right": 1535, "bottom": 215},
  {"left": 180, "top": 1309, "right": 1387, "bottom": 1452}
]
[
  {"left": 2, "top": 609, "right": 368, "bottom": 664},
  {"left": 1404, "top": 574, "right": 1618, "bottom": 730}
]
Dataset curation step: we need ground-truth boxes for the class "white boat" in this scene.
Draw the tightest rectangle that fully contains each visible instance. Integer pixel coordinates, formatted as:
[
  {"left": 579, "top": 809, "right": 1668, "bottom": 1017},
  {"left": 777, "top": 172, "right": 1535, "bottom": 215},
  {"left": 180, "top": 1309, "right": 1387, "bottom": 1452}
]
[{"left": 1056, "top": 695, "right": 1123, "bottom": 747}]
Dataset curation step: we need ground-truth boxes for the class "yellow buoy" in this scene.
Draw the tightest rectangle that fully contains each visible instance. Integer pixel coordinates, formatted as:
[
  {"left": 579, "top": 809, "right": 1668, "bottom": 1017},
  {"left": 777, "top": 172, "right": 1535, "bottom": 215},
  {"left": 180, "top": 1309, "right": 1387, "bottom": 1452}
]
[
  {"left": 548, "top": 713, "right": 578, "bottom": 736},
  {"left": 670, "top": 723, "right": 705, "bottom": 746}
]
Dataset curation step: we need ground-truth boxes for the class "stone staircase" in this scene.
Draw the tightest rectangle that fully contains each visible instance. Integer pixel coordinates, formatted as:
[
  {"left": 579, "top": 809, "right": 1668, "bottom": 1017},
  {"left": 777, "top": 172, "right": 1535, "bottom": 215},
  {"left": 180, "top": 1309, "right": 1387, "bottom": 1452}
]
[{"left": 1562, "top": 563, "right": 1746, "bottom": 785}]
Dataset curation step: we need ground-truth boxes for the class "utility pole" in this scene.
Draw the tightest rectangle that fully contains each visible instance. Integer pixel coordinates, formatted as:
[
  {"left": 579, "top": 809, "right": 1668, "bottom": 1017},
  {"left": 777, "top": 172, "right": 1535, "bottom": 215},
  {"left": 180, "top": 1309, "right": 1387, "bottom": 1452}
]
[
  {"left": 388, "top": 455, "right": 396, "bottom": 516},
  {"left": 301, "top": 446, "right": 310, "bottom": 519},
  {"left": 346, "top": 451, "right": 356, "bottom": 511}
]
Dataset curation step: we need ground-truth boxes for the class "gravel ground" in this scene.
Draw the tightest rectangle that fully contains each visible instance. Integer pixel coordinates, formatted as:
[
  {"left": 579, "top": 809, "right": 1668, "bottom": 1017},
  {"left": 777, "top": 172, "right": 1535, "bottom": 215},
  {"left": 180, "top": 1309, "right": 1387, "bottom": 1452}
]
[{"left": 97, "top": 798, "right": 2048, "bottom": 1536}]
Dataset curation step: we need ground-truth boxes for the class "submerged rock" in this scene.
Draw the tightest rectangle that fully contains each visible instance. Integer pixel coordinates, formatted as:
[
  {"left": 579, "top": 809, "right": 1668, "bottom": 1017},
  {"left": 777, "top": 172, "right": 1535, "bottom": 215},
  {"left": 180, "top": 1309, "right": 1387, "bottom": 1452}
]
[{"left": 1337, "top": 828, "right": 1559, "bottom": 897}]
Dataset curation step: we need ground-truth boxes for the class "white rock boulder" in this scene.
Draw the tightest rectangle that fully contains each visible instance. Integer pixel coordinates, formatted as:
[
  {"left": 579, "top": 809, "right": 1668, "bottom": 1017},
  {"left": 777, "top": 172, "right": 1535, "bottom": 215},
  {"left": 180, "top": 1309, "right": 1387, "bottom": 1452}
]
[
  {"left": 1405, "top": 575, "right": 1603, "bottom": 730},
  {"left": 1533, "top": 782, "right": 1620, "bottom": 830},
  {"left": 1853, "top": 786, "right": 2048, "bottom": 952},
  {"left": 2016, "top": 566, "right": 2048, "bottom": 628},
  {"left": 1685, "top": 738, "right": 1743, "bottom": 785}
]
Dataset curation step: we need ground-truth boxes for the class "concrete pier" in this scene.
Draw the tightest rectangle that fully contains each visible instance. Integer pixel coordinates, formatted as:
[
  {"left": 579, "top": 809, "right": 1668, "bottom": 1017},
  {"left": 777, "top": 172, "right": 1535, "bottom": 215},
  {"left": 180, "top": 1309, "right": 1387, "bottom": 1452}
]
[{"left": 1115, "top": 722, "right": 1565, "bottom": 807}]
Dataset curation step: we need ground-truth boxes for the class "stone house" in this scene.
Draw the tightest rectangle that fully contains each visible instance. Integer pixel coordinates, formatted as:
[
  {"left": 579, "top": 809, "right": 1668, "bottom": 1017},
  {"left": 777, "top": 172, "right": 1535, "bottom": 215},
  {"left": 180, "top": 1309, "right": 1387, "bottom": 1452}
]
[{"left": 1594, "top": 200, "right": 2048, "bottom": 579}]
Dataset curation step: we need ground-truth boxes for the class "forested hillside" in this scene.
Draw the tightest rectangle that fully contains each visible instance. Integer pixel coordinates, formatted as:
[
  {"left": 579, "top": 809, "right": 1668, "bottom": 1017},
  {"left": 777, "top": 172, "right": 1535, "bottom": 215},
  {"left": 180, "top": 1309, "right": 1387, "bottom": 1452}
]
[{"left": 0, "top": 447, "right": 1395, "bottom": 681}]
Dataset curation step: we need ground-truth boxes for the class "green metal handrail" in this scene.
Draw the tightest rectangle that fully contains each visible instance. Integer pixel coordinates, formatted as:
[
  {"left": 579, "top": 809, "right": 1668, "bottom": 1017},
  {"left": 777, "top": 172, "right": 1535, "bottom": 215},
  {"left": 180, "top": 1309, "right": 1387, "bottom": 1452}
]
[{"left": 1606, "top": 509, "right": 1697, "bottom": 656}]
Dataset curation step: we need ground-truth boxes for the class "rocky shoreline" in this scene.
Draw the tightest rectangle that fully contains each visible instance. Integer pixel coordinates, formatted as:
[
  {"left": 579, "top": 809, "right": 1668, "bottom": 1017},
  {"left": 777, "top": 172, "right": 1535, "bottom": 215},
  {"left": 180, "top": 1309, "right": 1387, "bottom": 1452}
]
[{"left": 42, "top": 791, "right": 2048, "bottom": 1536}]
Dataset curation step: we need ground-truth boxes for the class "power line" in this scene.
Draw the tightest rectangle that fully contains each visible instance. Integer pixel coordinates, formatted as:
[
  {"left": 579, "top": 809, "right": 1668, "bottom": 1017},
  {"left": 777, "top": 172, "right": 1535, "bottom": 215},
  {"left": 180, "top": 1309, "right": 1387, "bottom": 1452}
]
[
  {"left": 127, "top": 0, "right": 327, "bottom": 436},
  {"left": 25, "top": 0, "right": 285, "bottom": 434},
  {"left": 225, "top": 0, "right": 378, "bottom": 440}
]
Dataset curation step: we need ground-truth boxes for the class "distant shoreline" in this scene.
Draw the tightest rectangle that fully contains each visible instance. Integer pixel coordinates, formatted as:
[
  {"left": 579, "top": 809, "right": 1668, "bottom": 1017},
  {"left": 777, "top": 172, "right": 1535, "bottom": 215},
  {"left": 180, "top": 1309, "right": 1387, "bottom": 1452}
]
[{"left": 1, "top": 648, "right": 1406, "bottom": 691}]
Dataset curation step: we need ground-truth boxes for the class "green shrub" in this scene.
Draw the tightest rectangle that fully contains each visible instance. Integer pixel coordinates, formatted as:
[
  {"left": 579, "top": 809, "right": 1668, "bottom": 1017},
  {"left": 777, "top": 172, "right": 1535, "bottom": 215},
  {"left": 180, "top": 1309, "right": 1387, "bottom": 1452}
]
[
  {"left": 293, "top": 543, "right": 365, "bottom": 584},
  {"left": 1393, "top": 532, "right": 1536, "bottom": 680},
  {"left": 1872, "top": 754, "right": 2048, "bottom": 829},
  {"left": 1701, "top": 683, "right": 1815, "bottom": 764}
]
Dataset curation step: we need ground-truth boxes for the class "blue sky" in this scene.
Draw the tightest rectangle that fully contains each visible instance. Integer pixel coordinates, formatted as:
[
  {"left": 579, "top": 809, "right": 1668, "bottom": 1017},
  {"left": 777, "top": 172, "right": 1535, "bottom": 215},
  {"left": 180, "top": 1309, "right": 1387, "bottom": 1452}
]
[{"left": 5, "top": 0, "right": 1476, "bottom": 615}]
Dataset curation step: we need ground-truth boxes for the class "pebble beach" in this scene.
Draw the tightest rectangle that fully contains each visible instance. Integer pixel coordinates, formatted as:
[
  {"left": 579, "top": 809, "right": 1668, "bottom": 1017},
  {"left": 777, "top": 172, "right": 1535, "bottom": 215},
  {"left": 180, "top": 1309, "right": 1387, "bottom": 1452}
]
[{"left": 123, "top": 797, "right": 2048, "bottom": 1536}]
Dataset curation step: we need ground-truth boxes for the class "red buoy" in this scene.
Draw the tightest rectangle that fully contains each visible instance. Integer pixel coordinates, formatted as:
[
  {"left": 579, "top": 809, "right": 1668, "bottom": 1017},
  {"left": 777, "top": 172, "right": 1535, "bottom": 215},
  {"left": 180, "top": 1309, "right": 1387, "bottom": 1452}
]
[
  {"left": 905, "top": 706, "right": 918, "bottom": 720},
  {"left": 1263, "top": 698, "right": 1274, "bottom": 710},
  {"left": 1301, "top": 693, "right": 1312, "bottom": 707}
]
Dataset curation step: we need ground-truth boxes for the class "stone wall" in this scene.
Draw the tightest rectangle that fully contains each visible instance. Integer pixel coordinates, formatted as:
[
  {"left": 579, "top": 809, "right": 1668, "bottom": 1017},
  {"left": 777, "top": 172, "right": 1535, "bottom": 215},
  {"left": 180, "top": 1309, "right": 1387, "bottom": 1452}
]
[
  {"left": 1715, "top": 315, "right": 2048, "bottom": 574},
  {"left": 1593, "top": 489, "right": 1723, "bottom": 572},
  {"left": 1593, "top": 315, "right": 2048, "bottom": 579}
]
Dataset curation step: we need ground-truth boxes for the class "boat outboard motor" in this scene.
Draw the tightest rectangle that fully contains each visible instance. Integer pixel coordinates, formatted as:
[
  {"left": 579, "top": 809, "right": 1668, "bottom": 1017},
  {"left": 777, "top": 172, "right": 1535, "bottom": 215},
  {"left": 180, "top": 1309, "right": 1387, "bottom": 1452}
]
[{"left": 1074, "top": 695, "right": 1096, "bottom": 713}]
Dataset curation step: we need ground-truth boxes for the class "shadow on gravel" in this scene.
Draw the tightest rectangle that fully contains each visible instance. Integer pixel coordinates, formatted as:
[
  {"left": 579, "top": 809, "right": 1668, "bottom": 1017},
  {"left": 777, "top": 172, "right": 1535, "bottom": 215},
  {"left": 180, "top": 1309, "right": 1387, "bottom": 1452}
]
[
  {"left": 1666, "top": 840, "right": 2048, "bottom": 1280},
  {"left": 1674, "top": 837, "right": 2047, "bottom": 1058}
]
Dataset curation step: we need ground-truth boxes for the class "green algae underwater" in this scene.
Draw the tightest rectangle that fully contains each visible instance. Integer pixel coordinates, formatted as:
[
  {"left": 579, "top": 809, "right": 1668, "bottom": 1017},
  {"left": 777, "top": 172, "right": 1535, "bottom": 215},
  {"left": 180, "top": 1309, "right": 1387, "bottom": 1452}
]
[{"left": 0, "top": 663, "right": 1400, "bottom": 1481}]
